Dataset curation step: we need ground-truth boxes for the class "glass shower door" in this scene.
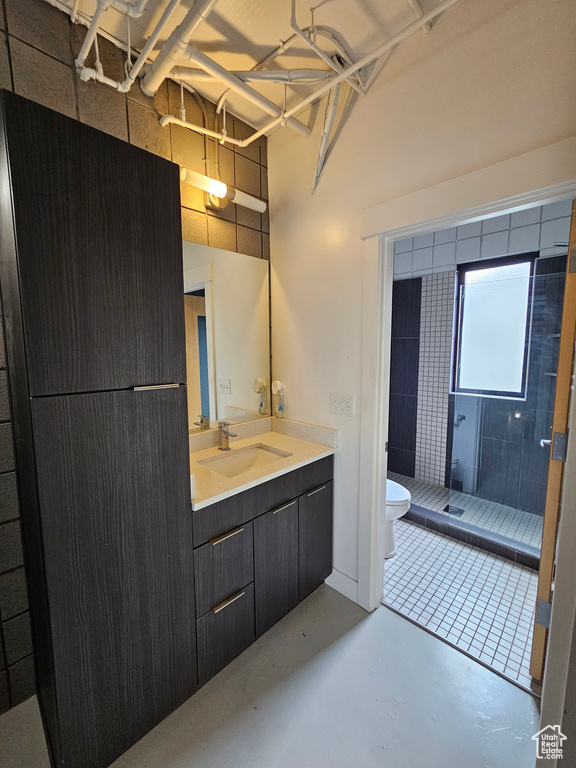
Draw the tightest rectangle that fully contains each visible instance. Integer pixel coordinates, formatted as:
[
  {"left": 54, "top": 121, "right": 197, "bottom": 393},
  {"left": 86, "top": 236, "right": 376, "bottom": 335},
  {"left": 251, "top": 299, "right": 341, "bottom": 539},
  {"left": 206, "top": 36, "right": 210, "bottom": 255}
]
[{"left": 447, "top": 256, "right": 566, "bottom": 554}]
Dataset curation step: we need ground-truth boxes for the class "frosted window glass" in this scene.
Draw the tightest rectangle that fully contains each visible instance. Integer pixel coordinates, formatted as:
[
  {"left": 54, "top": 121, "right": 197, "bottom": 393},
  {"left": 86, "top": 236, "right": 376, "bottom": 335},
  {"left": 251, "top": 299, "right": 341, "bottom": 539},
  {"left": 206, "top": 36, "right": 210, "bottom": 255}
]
[{"left": 458, "top": 262, "right": 531, "bottom": 395}]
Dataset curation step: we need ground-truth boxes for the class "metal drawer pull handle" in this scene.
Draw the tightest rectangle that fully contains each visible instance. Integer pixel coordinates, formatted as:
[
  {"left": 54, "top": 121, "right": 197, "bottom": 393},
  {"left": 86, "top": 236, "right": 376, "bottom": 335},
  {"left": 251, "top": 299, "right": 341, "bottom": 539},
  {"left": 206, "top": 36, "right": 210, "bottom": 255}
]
[
  {"left": 307, "top": 485, "right": 326, "bottom": 497},
  {"left": 273, "top": 500, "right": 297, "bottom": 515},
  {"left": 210, "top": 526, "right": 244, "bottom": 546},
  {"left": 213, "top": 590, "right": 245, "bottom": 614},
  {"left": 133, "top": 383, "right": 180, "bottom": 391}
]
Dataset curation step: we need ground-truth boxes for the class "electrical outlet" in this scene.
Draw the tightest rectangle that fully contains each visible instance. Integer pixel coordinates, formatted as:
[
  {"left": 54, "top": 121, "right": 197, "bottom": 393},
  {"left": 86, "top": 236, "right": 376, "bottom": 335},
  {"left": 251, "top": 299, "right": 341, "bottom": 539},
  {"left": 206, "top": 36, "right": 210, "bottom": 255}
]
[
  {"left": 329, "top": 392, "right": 356, "bottom": 417},
  {"left": 218, "top": 378, "right": 231, "bottom": 395}
]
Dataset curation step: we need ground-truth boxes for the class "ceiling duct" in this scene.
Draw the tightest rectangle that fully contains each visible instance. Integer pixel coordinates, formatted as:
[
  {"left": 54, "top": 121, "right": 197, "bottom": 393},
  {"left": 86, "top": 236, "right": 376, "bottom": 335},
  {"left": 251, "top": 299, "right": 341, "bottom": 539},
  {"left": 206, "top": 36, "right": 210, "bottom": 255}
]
[{"left": 58, "top": 0, "right": 465, "bottom": 192}]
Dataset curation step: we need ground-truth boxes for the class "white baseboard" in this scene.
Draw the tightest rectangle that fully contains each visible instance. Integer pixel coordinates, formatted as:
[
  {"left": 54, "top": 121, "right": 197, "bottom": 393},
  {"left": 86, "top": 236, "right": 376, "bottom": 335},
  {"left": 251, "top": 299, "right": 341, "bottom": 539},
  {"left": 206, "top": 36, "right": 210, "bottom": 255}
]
[{"left": 325, "top": 569, "right": 359, "bottom": 605}]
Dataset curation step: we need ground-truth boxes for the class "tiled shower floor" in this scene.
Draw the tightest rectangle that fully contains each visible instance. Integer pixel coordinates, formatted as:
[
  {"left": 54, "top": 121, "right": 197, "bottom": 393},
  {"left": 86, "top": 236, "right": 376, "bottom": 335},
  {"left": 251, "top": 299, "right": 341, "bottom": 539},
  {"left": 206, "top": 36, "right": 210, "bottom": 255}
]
[
  {"left": 383, "top": 519, "right": 538, "bottom": 691},
  {"left": 388, "top": 472, "right": 543, "bottom": 550}
]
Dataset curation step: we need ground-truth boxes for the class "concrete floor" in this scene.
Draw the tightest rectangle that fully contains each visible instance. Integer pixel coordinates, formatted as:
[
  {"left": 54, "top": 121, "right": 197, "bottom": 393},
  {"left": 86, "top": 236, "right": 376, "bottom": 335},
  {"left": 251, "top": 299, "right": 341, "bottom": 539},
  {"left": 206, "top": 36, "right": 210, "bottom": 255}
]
[{"left": 0, "top": 586, "right": 540, "bottom": 768}]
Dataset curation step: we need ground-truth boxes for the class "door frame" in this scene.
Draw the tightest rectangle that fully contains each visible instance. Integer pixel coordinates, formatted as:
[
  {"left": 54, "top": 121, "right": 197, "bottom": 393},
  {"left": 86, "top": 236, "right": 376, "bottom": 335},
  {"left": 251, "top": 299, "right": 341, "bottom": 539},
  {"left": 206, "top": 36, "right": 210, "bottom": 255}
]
[
  {"left": 184, "top": 263, "right": 217, "bottom": 423},
  {"left": 357, "top": 158, "right": 576, "bottom": 723}
]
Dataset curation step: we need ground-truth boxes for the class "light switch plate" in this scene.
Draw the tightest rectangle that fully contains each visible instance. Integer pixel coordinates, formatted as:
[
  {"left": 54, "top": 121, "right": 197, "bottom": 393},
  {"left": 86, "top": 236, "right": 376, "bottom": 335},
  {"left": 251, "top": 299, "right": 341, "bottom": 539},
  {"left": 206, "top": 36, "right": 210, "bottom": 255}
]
[
  {"left": 218, "top": 378, "right": 231, "bottom": 395},
  {"left": 330, "top": 392, "right": 356, "bottom": 417}
]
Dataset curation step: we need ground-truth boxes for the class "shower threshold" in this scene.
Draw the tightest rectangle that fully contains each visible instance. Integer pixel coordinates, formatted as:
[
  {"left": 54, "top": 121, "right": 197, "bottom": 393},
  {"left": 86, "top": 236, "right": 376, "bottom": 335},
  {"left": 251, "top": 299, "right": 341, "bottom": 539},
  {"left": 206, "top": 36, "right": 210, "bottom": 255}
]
[
  {"left": 388, "top": 472, "right": 542, "bottom": 571},
  {"left": 406, "top": 505, "right": 540, "bottom": 571}
]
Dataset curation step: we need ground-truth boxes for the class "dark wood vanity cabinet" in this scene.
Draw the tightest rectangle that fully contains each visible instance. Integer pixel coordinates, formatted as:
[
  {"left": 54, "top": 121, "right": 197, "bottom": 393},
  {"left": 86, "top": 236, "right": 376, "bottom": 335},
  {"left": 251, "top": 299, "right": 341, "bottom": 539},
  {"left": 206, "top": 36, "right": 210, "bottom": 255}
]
[
  {"left": 197, "top": 583, "right": 256, "bottom": 686},
  {"left": 194, "top": 522, "right": 254, "bottom": 617},
  {"left": 192, "top": 456, "right": 334, "bottom": 684},
  {"left": 0, "top": 92, "right": 195, "bottom": 768},
  {"left": 298, "top": 481, "right": 334, "bottom": 601},
  {"left": 254, "top": 499, "right": 300, "bottom": 636}
]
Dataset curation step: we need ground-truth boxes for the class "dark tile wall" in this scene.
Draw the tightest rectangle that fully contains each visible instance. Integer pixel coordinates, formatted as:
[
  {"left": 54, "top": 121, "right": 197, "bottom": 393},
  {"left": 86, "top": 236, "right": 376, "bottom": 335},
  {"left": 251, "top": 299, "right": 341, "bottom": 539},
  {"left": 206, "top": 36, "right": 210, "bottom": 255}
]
[
  {"left": 0, "top": 0, "right": 271, "bottom": 713},
  {"left": 476, "top": 256, "right": 566, "bottom": 514},
  {"left": 388, "top": 278, "right": 421, "bottom": 476}
]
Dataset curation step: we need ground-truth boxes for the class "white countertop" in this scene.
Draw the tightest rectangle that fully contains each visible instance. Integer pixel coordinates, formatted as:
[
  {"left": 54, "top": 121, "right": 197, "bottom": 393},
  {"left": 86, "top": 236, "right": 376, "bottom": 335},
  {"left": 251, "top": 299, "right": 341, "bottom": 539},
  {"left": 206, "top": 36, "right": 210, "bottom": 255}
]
[{"left": 189, "top": 432, "right": 336, "bottom": 510}]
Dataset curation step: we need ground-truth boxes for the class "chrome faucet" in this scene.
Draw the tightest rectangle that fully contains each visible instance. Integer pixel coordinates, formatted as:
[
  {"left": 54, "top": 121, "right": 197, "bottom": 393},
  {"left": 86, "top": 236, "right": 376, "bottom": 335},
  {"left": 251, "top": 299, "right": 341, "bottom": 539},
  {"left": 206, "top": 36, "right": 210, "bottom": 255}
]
[
  {"left": 194, "top": 414, "right": 211, "bottom": 430},
  {"left": 218, "top": 421, "right": 237, "bottom": 451}
]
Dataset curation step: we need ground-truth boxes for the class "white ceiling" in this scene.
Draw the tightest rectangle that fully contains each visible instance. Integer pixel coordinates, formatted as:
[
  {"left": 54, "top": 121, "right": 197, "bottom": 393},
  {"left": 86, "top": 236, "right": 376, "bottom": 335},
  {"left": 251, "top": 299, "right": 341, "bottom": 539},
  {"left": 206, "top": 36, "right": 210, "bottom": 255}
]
[{"left": 53, "top": 0, "right": 439, "bottom": 130}]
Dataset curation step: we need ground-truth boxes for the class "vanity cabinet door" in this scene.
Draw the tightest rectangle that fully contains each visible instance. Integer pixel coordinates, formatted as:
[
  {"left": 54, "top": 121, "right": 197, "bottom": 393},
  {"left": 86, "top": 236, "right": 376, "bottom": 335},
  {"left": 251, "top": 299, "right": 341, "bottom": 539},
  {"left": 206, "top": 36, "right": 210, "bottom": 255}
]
[
  {"left": 299, "top": 481, "right": 334, "bottom": 601},
  {"left": 254, "top": 499, "right": 299, "bottom": 637},
  {"left": 30, "top": 386, "right": 196, "bottom": 768},
  {"left": 1, "top": 91, "right": 185, "bottom": 396}
]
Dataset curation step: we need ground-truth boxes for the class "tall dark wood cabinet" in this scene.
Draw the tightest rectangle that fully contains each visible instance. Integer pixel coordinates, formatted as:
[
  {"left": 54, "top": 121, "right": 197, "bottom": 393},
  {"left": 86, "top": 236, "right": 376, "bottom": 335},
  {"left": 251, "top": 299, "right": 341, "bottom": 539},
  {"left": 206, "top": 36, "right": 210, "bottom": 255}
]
[{"left": 0, "top": 91, "right": 196, "bottom": 768}]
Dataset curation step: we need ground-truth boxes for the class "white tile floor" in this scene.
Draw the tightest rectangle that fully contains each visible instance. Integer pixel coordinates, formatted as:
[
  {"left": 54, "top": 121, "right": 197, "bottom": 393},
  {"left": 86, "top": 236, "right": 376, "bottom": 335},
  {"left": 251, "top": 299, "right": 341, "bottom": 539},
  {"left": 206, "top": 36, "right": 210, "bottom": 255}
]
[
  {"left": 389, "top": 472, "right": 543, "bottom": 550},
  {"left": 383, "top": 519, "right": 538, "bottom": 691}
]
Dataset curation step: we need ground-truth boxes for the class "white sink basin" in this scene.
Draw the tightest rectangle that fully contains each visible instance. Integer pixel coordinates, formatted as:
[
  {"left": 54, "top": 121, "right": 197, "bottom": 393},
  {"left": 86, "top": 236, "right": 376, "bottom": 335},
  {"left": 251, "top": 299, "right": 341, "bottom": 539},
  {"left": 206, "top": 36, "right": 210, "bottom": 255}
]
[{"left": 198, "top": 443, "right": 293, "bottom": 478}]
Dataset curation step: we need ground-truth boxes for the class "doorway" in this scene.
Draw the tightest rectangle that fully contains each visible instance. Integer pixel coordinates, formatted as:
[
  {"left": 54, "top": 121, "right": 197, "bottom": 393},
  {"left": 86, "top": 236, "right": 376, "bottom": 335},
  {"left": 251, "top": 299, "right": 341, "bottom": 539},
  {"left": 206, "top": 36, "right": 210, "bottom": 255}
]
[
  {"left": 382, "top": 205, "right": 570, "bottom": 691},
  {"left": 358, "top": 180, "right": 576, "bottom": 722},
  {"left": 184, "top": 289, "right": 211, "bottom": 430}
]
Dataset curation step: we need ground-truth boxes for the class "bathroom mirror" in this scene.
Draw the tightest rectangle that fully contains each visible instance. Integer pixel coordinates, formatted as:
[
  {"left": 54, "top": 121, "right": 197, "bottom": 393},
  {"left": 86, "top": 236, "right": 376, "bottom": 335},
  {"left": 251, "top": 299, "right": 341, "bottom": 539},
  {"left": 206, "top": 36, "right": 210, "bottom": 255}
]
[{"left": 183, "top": 241, "right": 270, "bottom": 433}]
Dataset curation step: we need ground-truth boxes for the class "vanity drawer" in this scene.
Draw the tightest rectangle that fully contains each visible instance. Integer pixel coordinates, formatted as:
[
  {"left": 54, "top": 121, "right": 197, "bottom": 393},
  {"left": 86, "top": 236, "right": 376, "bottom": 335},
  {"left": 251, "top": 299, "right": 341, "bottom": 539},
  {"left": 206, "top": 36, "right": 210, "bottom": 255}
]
[
  {"left": 194, "top": 522, "right": 254, "bottom": 618},
  {"left": 192, "top": 455, "right": 334, "bottom": 546},
  {"left": 196, "top": 582, "right": 255, "bottom": 686}
]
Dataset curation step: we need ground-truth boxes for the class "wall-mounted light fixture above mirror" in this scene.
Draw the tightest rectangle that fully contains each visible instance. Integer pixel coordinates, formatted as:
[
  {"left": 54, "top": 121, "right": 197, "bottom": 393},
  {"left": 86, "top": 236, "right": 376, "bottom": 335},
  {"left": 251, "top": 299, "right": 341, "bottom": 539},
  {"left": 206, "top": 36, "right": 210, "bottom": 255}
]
[
  {"left": 181, "top": 168, "right": 267, "bottom": 213},
  {"left": 183, "top": 241, "right": 270, "bottom": 434}
]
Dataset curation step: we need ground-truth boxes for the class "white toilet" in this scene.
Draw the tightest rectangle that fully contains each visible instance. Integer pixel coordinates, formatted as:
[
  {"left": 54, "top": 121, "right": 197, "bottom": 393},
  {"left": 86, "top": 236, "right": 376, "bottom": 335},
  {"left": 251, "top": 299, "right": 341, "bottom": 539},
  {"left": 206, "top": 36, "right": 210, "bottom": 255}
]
[{"left": 385, "top": 479, "right": 411, "bottom": 558}]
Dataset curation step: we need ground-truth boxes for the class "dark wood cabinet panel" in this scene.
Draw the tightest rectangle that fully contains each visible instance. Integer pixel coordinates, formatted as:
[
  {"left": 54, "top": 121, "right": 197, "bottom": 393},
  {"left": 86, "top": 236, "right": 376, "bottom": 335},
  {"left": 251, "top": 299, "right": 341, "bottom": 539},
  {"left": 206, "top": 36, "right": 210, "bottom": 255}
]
[
  {"left": 254, "top": 500, "right": 299, "bottom": 637},
  {"left": 192, "top": 456, "right": 333, "bottom": 546},
  {"left": 299, "top": 481, "right": 334, "bottom": 601},
  {"left": 196, "top": 582, "right": 255, "bottom": 686},
  {"left": 31, "top": 387, "right": 196, "bottom": 768},
  {"left": 194, "top": 522, "right": 254, "bottom": 617},
  {"left": 1, "top": 91, "right": 185, "bottom": 396}
]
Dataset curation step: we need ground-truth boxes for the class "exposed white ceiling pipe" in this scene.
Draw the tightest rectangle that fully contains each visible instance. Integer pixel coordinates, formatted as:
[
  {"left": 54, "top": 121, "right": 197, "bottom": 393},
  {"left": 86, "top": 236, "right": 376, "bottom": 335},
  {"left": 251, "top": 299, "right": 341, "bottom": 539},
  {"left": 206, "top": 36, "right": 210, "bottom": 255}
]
[
  {"left": 407, "top": 0, "right": 432, "bottom": 32},
  {"left": 79, "top": 0, "right": 183, "bottom": 91},
  {"left": 76, "top": 0, "right": 108, "bottom": 67},
  {"left": 76, "top": 0, "right": 151, "bottom": 68},
  {"left": 205, "top": 23, "right": 360, "bottom": 129},
  {"left": 160, "top": 114, "right": 244, "bottom": 146},
  {"left": 141, "top": 0, "right": 218, "bottom": 97},
  {"left": 160, "top": 112, "right": 278, "bottom": 150},
  {"left": 312, "top": 82, "right": 340, "bottom": 194},
  {"left": 71, "top": 0, "right": 80, "bottom": 23},
  {"left": 171, "top": 67, "right": 334, "bottom": 85},
  {"left": 235, "top": 0, "right": 465, "bottom": 141},
  {"left": 290, "top": 0, "right": 365, "bottom": 97},
  {"left": 182, "top": 44, "right": 312, "bottom": 138}
]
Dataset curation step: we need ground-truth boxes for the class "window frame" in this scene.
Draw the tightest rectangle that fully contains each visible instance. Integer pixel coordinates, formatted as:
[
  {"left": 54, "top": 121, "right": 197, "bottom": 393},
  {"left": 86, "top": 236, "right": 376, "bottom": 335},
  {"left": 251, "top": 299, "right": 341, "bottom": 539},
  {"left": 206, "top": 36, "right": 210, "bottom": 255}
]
[{"left": 451, "top": 252, "right": 537, "bottom": 400}]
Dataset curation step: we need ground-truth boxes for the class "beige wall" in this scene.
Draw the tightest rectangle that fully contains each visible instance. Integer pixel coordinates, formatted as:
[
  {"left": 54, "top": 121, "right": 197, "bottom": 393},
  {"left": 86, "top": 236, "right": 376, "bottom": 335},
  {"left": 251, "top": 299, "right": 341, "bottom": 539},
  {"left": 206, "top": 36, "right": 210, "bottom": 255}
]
[
  {"left": 269, "top": 0, "right": 576, "bottom": 595},
  {"left": 0, "top": 0, "right": 270, "bottom": 714}
]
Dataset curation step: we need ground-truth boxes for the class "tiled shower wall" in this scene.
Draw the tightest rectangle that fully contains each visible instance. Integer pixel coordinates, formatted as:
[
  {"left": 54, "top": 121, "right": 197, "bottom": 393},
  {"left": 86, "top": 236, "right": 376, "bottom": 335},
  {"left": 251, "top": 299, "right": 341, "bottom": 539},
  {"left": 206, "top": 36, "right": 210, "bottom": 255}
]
[
  {"left": 388, "top": 278, "right": 421, "bottom": 476},
  {"left": 415, "top": 272, "right": 455, "bottom": 485},
  {"left": 0, "top": 0, "right": 270, "bottom": 714},
  {"left": 393, "top": 200, "right": 572, "bottom": 279},
  {"left": 391, "top": 200, "right": 571, "bottom": 504}
]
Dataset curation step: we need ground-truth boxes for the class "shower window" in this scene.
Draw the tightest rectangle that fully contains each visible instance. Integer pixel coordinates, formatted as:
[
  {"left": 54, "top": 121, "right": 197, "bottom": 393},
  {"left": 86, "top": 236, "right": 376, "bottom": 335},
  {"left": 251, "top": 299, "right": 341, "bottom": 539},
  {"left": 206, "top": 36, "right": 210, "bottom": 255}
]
[{"left": 452, "top": 254, "right": 536, "bottom": 399}]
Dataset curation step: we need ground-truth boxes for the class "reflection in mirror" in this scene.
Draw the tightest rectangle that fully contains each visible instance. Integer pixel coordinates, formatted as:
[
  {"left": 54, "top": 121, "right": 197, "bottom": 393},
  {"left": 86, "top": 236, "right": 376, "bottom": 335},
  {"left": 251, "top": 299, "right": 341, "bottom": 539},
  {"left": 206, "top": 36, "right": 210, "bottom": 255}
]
[
  {"left": 184, "top": 288, "right": 210, "bottom": 427},
  {"left": 183, "top": 241, "right": 270, "bottom": 434}
]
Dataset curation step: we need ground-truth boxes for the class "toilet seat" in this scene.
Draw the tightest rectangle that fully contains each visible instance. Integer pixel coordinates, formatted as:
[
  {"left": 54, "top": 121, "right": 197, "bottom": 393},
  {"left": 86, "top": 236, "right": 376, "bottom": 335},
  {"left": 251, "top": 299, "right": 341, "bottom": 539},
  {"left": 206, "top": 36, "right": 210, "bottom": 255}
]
[{"left": 386, "top": 479, "right": 411, "bottom": 506}]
